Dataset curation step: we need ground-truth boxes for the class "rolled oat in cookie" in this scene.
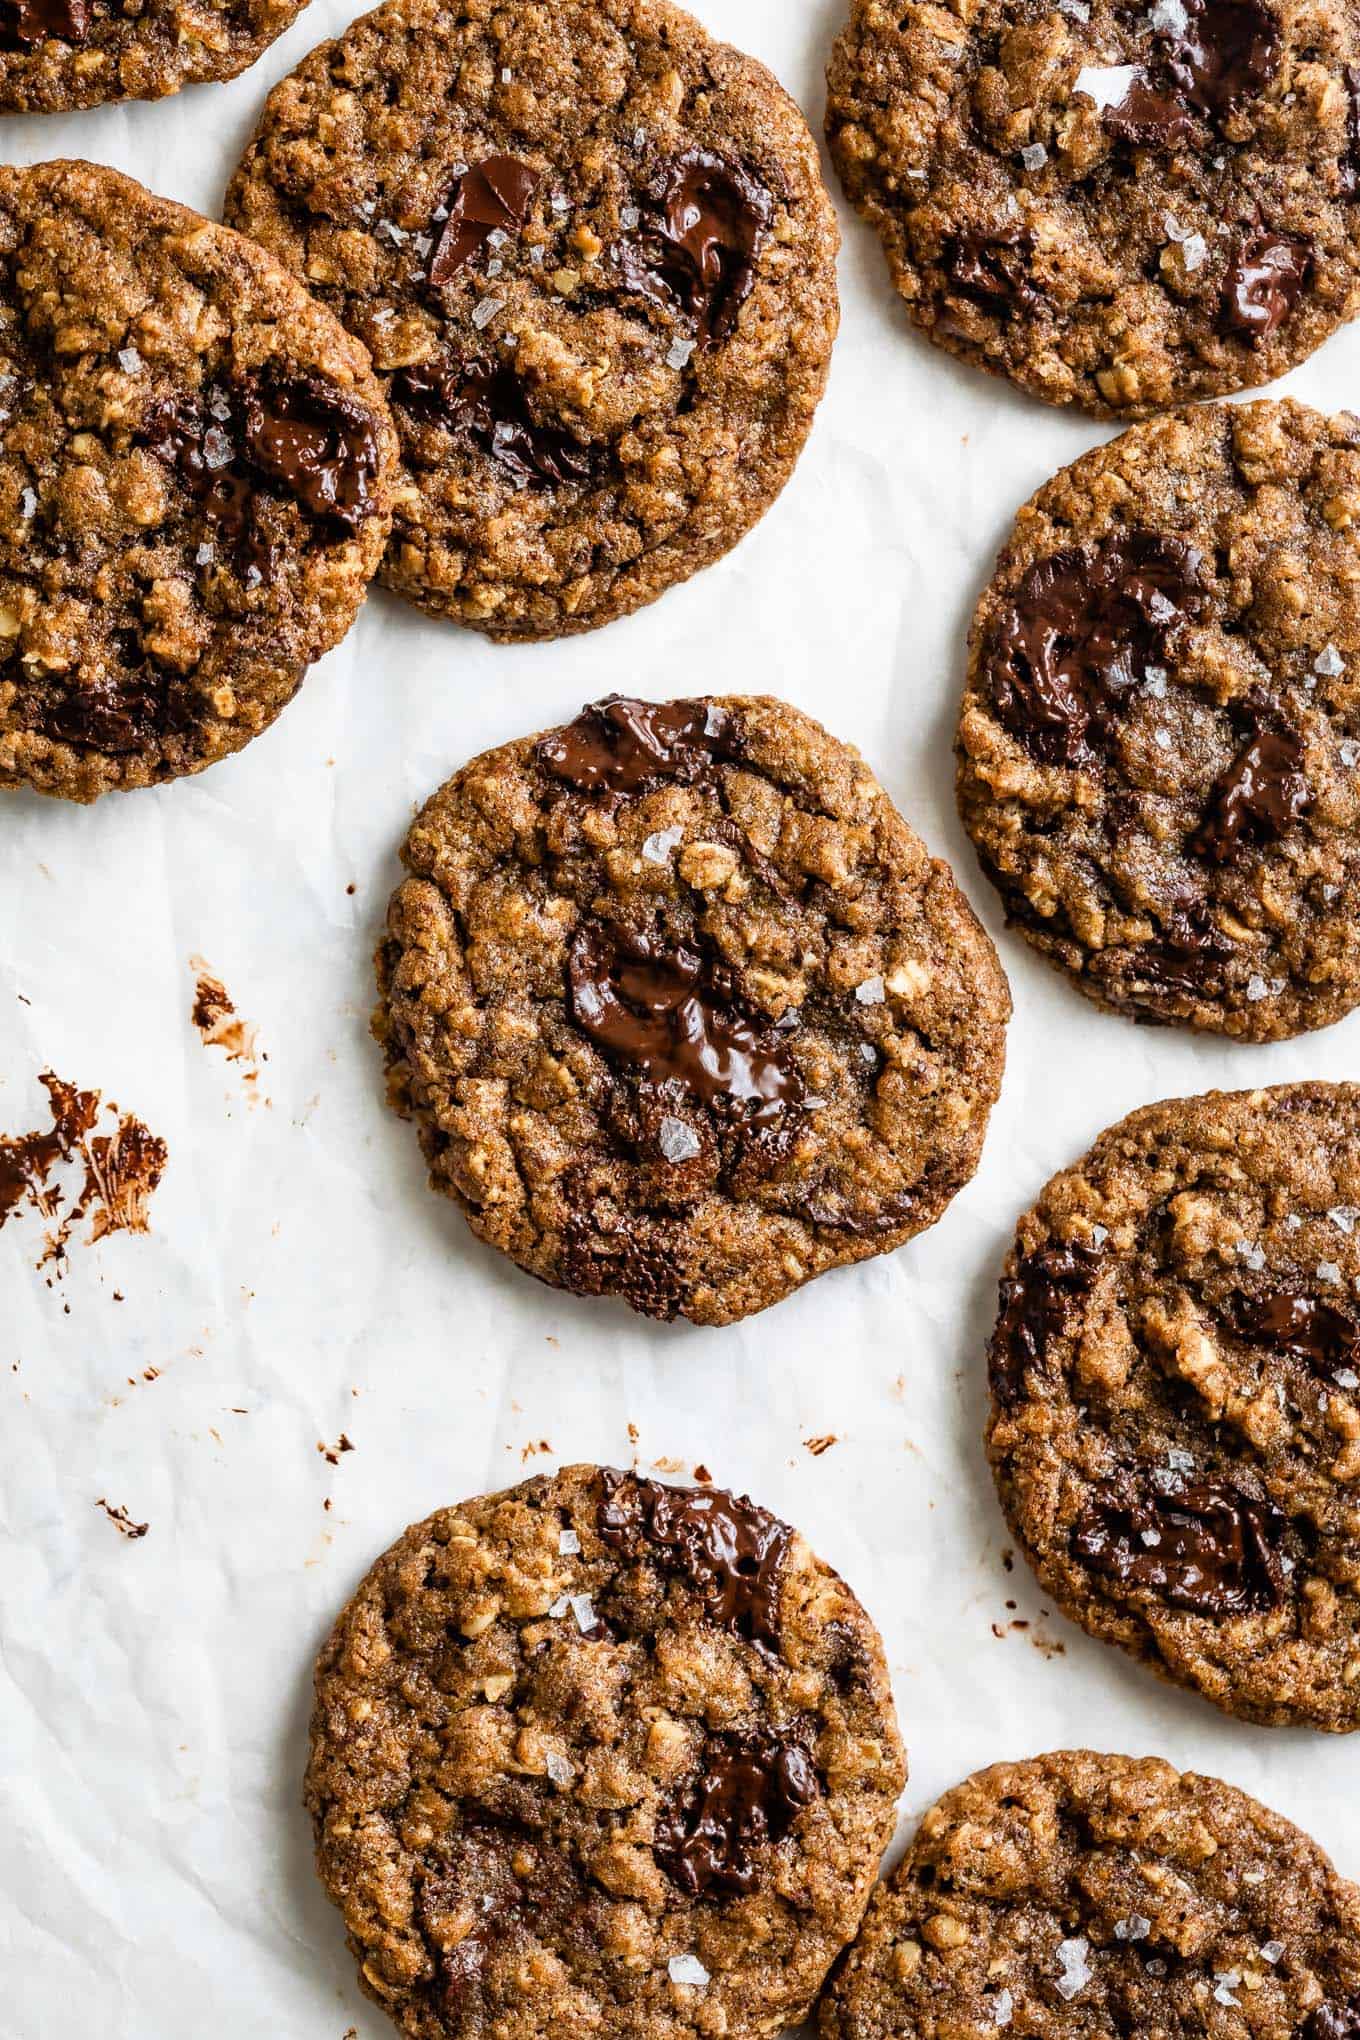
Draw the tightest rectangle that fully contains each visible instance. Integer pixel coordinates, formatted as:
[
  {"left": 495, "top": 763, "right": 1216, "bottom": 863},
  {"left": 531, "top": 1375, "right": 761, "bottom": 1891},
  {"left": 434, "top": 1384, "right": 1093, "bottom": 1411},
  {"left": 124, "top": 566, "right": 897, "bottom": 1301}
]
[
  {"left": 957, "top": 400, "right": 1360, "bottom": 1040},
  {"left": 826, "top": 0, "right": 1360, "bottom": 414},
  {"left": 0, "top": 160, "right": 397, "bottom": 805},
  {"left": 224, "top": 0, "right": 839, "bottom": 641},
  {"left": 988, "top": 1084, "right": 1360, "bottom": 1730},
  {"left": 819, "top": 1752, "right": 1360, "bottom": 2039},
  {"left": 0, "top": 0, "right": 308, "bottom": 112},
  {"left": 305, "top": 1464, "right": 906, "bottom": 2040},
  {"left": 374, "top": 694, "right": 1009, "bottom": 1326}
]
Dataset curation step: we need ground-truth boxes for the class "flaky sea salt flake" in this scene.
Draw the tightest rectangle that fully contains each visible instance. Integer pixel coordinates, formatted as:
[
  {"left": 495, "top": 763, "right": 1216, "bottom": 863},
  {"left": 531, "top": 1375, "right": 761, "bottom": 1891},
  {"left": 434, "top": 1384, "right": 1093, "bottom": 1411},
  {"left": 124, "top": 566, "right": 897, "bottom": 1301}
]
[
  {"left": 548, "top": 1594, "right": 570, "bottom": 1619},
  {"left": 669, "top": 1955, "right": 709, "bottom": 1989},
  {"left": 1115, "top": 1913, "right": 1151, "bottom": 1942},
  {"left": 855, "top": 974, "right": 886, "bottom": 1006},
  {"left": 1318, "top": 1260, "right": 1342, "bottom": 1285},
  {"left": 620, "top": 205, "right": 641, "bottom": 229},
  {"left": 1055, "top": 1939, "right": 1093, "bottom": 2000},
  {"left": 472, "top": 297, "right": 505, "bottom": 329},
  {"left": 659, "top": 1117, "right": 702, "bottom": 1164},
  {"left": 1261, "top": 1940, "right": 1285, "bottom": 1964},
  {"left": 1316, "top": 642, "right": 1345, "bottom": 678},
  {"left": 1075, "top": 62, "right": 1141, "bottom": 109},
  {"left": 642, "top": 825, "right": 684, "bottom": 864},
  {"left": 992, "top": 1988, "right": 1014, "bottom": 2027},
  {"left": 1149, "top": 0, "right": 1189, "bottom": 29},
  {"left": 1214, "top": 1972, "right": 1242, "bottom": 2008},
  {"left": 546, "top": 1750, "right": 574, "bottom": 1785},
  {"left": 1020, "top": 143, "right": 1048, "bottom": 170},
  {"left": 666, "top": 336, "right": 696, "bottom": 370},
  {"left": 558, "top": 1528, "right": 581, "bottom": 1555},
  {"left": 118, "top": 346, "right": 142, "bottom": 373},
  {"left": 1181, "top": 232, "right": 1208, "bottom": 271},
  {"left": 570, "top": 1593, "right": 596, "bottom": 1632}
]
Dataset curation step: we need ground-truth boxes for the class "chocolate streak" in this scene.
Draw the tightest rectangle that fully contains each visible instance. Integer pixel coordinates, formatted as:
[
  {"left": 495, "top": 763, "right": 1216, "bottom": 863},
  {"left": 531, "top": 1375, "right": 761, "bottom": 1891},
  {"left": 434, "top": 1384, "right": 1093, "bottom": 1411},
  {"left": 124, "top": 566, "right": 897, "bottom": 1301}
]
[
  {"left": 1190, "top": 709, "right": 1309, "bottom": 863},
  {"left": 393, "top": 356, "right": 594, "bottom": 488},
  {"left": 568, "top": 926, "right": 802, "bottom": 1131},
  {"left": 598, "top": 1469, "right": 793, "bottom": 1649},
  {"left": 1073, "top": 1476, "right": 1286, "bottom": 1616}
]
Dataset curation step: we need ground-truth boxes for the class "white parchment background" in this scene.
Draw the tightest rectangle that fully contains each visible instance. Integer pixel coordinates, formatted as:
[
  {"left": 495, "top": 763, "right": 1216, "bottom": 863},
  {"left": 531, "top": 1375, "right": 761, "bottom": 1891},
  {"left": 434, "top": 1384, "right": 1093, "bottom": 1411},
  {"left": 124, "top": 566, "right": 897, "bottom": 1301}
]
[{"left": 2, "top": 2, "right": 1360, "bottom": 2031}]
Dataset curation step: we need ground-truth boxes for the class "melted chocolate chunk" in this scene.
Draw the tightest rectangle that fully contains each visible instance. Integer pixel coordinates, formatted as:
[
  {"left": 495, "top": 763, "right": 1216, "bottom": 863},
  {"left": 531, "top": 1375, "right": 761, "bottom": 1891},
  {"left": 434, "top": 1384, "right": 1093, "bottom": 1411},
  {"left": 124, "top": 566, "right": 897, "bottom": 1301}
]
[
  {"left": 1164, "top": 0, "right": 1280, "bottom": 118},
  {"left": 539, "top": 695, "right": 737, "bottom": 794},
  {"left": 428, "top": 156, "right": 540, "bottom": 286},
  {"left": 1225, "top": 1289, "right": 1360, "bottom": 1375},
  {"left": 1341, "top": 67, "right": 1360, "bottom": 197},
  {"left": 240, "top": 376, "right": 381, "bottom": 532},
  {"left": 1097, "top": 0, "right": 1279, "bottom": 145},
  {"left": 990, "top": 1243, "right": 1098, "bottom": 1406},
  {"left": 1190, "top": 709, "right": 1309, "bottom": 863},
  {"left": 988, "top": 531, "right": 1204, "bottom": 766},
  {"left": 39, "top": 668, "right": 193, "bottom": 755},
  {"left": 599, "top": 1470, "right": 792, "bottom": 1649},
  {"left": 393, "top": 356, "right": 594, "bottom": 488},
  {"left": 0, "top": 0, "right": 91, "bottom": 43},
  {"left": 943, "top": 228, "right": 1041, "bottom": 315},
  {"left": 613, "top": 150, "right": 772, "bottom": 347},
  {"left": 654, "top": 1733, "right": 819, "bottom": 1896},
  {"left": 143, "top": 373, "right": 379, "bottom": 563},
  {"left": 568, "top": 925, "right": 802, "bottom": 1130},
  {"left": 1126, "top": 897, "right": 1233, "bottom": 1000},
  {"left": 1219, "top": 231, "right": 1311, "bottom": 341},
  {"left": 1073, "top": 1476, "right": 1286, "bottom": 1616},
  {"left": 1101, "top": 69, "right": 1197, "bottom": 146},
  {"left": 797, "top": 1192, "right": 916, "bottom": 1238},
  {"left": 1305, "top": 2001, "right": 1360, "bottom": 2040}
]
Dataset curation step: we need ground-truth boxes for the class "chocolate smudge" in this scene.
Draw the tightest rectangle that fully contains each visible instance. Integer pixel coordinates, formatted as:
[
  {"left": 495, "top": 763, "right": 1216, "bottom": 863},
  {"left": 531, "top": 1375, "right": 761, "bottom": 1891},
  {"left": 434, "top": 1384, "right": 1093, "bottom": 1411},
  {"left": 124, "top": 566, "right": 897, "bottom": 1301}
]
[
  {"left": 613, "top": 150, "right": 772, "bottom": 347},
  {"left": 0, "top": 1071, "right": 166, "bottom": 1270},
  {"left": 654, "top": 1731, "right": 819, "bottom": 1895},
  {"left": 990, "top": 1243, "right": 1099, "bottom": 1406},
  {"left": 393, "top": 355, "right": 595, "bottom": 488},
  {"left": 96, "top": 1498, "right": 149, "bottom": 1540},
  {"left": 1219, "top": 231, "right": 1312, "bottom": 341},
  {"left": 429, "top": 156, "right": 540, "bottom": 285},
  {"left": 539, "top": 695, "right": 738, "bottom": 794}
]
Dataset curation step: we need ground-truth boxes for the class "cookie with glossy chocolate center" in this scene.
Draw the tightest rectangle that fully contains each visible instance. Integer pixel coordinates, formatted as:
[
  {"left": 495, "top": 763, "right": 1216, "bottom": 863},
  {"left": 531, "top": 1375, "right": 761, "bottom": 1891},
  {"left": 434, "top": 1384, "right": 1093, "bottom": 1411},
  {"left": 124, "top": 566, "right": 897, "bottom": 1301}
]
[
  {"left": 820, "top": 1752, "right": 1360, "bottom": 2039},
  {"left": 0, "top": 160, "right": 397, "bottom": 804},
  {"left": 987, "top": 1084, "right": 1360, "bottom": 1730},
  {"left": 0, "top": 0, "right": 308, "bottom": 111},
  {"left": 957, "top": 399, "right": 1360, "bottom": 1039},
  {"left": 375, "top": 693, "right": 1010, "bottom": 1325},
  {"left": 225, "top": 0, "right": 839, "bottom": 642},
  {"left": 306, "top": 1465, "right": 906, "bottom": 2040},
  {"left": 826, "top": 0, "right": 1360, "bottom": 414}
]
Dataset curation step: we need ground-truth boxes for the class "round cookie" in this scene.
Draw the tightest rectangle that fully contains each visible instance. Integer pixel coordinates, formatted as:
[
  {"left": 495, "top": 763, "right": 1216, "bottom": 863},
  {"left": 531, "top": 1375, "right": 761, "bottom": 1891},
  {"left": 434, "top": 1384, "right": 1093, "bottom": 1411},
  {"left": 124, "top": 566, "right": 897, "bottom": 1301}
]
[
  {"left": 987, "top": 1083, "right": 1360, "bottom": 1731},
  {"left": 375, "top": 693, "right": 1010, "bottom": 1326},
  {"left": 826, "top": 0, "right": 1360, "bottom": 416},
  {"left": 819, "top": 1752, "right": 1360, "bottom": 2039},
  {"left": 956, "top": 399, "right": 1360, "bottom": 1041},
  {"left": 0, "top": 0, "right": 308, "bottom": 113},
  {"left": 225, "top": 0, "right": 839, "bottom": 642},
  {"left": 0, "top": 161, "right": 397, "bottom": 805},
  {"left": 306, "top": 1464, "right": 907, "bottom": 2040}
]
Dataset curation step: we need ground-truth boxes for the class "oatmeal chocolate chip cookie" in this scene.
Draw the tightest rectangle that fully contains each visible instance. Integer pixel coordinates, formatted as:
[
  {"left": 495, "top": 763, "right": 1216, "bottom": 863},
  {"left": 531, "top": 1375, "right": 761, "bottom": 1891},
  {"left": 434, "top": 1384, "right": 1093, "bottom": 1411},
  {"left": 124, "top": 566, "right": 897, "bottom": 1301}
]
[
  {"left": 0, "top": 0, "right": 308, "bottom": 112},
  {"left": 374, "top": 694, "right": 1010, "bottom": 1326},
  {"left": 986, "top": 1084, "right": 1360, "bottom": 1730},
  {"left": 224, "top": 0, "right": 839, "bottom": 642},
  {"left": 956, "top": 399, "right": 1360, "bottom": 1040},
  {"left": 826, "top": 0, "right": 1360, "bottom": 415},
  {"left": 0, "top": 161, "right": 396, "bottom": 805},
  {"left": 819, "top": 1751, "right": 1360, "bottom": 2039},
  {"left": 306, "top": 1464, "right": 906, "bottom": 2040}
]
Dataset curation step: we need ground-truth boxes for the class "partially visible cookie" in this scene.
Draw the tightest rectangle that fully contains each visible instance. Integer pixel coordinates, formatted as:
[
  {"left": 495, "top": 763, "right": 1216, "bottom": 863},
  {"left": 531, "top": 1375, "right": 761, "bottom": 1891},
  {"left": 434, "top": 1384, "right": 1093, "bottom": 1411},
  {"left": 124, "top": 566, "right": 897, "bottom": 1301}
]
[
  {"left": 0, "top": 0, "right": 308, "bottom": 113},
  {"left": 957, "top": 399, "right": 1360, "bottom": 1040},
  {"left": 306, "top": 1464, "right": 906, "bottom": 2040},
  {"left": 987, "top": 1083, "right": 1360, "bottom": 1730},
  {"left": 225, "top": 0, "right": 839, "bottom": 641},
  {"left": 819, "top": 1752, "right": 1360, "bottom": 2039},
  {"left": 0, "top": 161, "right": 397, "bottom": 804},
  {"left": 375, "top": 693, "right": 1010, "bottom": 1326},
  {"left": 826, "top": 0, "right": 1360, "bottom": 415}
]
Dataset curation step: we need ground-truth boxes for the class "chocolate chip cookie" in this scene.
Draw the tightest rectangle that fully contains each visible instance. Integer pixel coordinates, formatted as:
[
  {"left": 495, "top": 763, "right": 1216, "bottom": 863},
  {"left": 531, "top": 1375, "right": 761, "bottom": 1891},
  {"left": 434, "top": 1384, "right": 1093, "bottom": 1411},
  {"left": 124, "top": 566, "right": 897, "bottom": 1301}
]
[
  {"left": 0, "top": 161, "right": 397, "bottom": 804},
  {"left": 306, "top": 1464, "right": 906, "bottom": 2040},
  {"left": 374, "top": 694, "right": 1010, "bottom": 1325},
  {"left": 826, "top": 0, "right": 1360, "bottom": 415},
  {"left": 224, "top": 0, "right": 839, "bottom": 641},
  {"left": 819, "top": 1751, "right": 1360, "bottom": 2039},
  {"left": 987, "top": 1083, "right": 1360, "bottom": 1730},
  {"left": 957, "top": 399, "right": 1360, "bottom": 1039},
  {"left": 0, "top": 0, "right": 307, "bottom": 112}
]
